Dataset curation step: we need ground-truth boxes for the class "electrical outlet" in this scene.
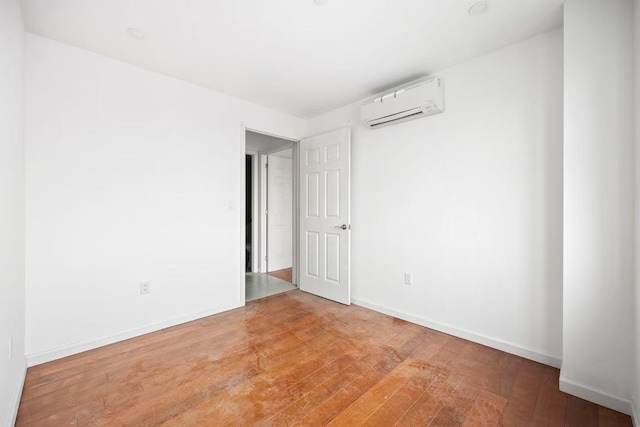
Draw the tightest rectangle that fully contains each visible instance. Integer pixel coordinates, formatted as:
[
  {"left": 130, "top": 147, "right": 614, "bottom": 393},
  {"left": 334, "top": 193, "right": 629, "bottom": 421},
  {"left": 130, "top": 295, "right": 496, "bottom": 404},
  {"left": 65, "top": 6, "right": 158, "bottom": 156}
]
[
  {"left": 404, "top": 272, "right": 412, "bottom": 285},
  {"left": 140, "top": 281, "right": 151, "bottom": 295},
  {"left": 8, "top": 337, "right": 12, "bottom": 361}
]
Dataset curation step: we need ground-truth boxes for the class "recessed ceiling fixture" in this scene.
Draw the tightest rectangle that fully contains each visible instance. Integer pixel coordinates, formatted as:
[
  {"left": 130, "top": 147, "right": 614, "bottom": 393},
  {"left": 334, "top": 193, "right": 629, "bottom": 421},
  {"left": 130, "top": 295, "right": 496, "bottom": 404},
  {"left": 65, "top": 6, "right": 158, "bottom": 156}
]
[
  {"left": 126, "top": 27, "right": 148, "bottom": 40},
  {"left": 314, "top": 0, "right": 329, "bottom": 6},
  {"left": 468, "top": 1, "right": 489, "bottom": 17}
]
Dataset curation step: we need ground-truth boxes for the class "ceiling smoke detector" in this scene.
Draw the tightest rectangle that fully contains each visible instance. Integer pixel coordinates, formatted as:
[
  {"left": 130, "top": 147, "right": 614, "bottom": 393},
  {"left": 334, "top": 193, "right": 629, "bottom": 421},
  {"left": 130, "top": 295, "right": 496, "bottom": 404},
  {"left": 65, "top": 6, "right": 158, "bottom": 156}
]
[
  {"left": 126, "top": 27, "right": 148, "bottom": 40},
  {"left": 468, "top": 1, "right": 489, "bottom": 17}
]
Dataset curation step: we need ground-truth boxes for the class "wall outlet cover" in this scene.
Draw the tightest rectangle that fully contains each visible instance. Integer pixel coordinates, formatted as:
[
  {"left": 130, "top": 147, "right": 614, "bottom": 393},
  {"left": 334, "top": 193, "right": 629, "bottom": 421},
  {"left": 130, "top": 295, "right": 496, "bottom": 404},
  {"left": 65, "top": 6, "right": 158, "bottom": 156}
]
[
  {"left": 140, "top": 281, "right": 151, "bottom": 295},
  {"left": 404, "top": 272, "right": 412, "bottom": 285}
]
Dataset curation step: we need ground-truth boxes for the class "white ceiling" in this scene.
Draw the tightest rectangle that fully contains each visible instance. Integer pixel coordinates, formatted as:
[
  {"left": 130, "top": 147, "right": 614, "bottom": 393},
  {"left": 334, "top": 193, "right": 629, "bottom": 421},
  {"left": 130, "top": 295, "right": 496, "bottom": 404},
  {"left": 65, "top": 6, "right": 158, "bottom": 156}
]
[
  {"left": 246, "top": 131, "right": 293, "bottom": 154},
  {"left": 20, "top": 0, "right": 563, "bottom": 118}
]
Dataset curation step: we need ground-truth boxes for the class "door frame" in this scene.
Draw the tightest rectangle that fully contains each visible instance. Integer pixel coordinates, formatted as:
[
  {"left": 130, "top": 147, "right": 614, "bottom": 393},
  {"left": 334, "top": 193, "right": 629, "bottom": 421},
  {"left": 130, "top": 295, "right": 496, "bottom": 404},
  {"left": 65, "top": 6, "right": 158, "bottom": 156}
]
[
  {"left": 263, "top": 145, "right": 295, "bottom": 273},
  {"left": 240, "top": 124, "right": 299, "bottom": 303}
]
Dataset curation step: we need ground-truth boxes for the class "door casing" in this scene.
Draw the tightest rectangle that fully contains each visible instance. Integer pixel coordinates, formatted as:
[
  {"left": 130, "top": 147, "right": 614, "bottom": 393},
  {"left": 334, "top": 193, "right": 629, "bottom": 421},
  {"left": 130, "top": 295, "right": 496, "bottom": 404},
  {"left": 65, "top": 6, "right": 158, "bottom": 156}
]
[{"left": 240, "top": 125, "right": 299, "bottom": 303}]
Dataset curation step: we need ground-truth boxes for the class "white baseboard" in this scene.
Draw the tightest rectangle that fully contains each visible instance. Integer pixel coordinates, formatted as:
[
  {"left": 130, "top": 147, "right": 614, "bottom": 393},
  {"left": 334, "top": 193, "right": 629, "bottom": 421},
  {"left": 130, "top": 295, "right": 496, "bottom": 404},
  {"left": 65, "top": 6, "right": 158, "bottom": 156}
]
[
  {"left": 559, "top": 376, "right": 633, "bottom": 416},
  {"left": 26, "top": 302, "right": 242, "bottom": 367},
  {"left": 351, "top": 298, "right": 562, "bottom": 368},
  {"left": 8, "top": 356, "right": 27, "bottom": 427}
]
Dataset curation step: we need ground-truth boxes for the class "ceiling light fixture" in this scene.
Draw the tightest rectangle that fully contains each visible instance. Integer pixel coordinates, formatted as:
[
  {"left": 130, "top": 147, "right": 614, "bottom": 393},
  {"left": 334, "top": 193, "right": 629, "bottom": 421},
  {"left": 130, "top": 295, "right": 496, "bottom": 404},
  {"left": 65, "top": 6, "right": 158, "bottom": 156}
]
[
  {"left": 468, "top": 1, "right": 489, "bottom": 17},
  {"left": 314, "top": 0, "right": 329, "bottom": 6},
  {"left": 126, "top": 27, "right": 148, "bottom": 40}
]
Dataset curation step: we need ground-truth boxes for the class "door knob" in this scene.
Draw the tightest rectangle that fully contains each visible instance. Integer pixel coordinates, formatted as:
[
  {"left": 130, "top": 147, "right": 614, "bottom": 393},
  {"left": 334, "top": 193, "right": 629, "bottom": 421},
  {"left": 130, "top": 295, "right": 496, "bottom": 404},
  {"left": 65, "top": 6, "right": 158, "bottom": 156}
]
[{"left": 335, "top": 224, "right": 349, "bottom": 230}]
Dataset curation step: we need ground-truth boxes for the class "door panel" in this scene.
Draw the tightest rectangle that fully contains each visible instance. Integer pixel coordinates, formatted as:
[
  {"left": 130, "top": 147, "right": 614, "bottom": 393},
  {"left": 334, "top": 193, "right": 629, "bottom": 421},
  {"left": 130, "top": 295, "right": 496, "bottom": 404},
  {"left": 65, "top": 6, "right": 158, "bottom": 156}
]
[
  {"left": 267, "top": 153, "right": 293, "bottom": 272},
  {"left": 299, "top": 128, "right": 351, "bottom": 305},
  {"left": 326, "top": 170, "right": 340, "bottom": 217},
  {"left": 326, "top": 233, "right": 340, "bottom": 283},
  {"left": 306, "top": 231, "right": 319, "bottom": 278},
  {"left": 306, "top": 173, "right": 320, "bottom": 218}
]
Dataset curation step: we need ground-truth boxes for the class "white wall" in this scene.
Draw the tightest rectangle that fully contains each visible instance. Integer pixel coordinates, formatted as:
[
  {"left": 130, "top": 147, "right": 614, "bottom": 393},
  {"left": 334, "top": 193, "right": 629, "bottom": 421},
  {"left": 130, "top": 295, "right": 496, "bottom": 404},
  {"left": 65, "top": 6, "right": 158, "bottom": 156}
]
[
  {"left": 305, "top": 30, "right": 564, "bottom": 366},
  {"left": 563, "top": 0, "right": 636, "bottom": 415},
  {"left": 24, "top": 34, "right": 303, "bottom": 364},
  {"left": 0, "top": 0, "right": 26, "bottom": 424},
  {"left": 635, "top": 0, "right": 640, "bottom": 421}
]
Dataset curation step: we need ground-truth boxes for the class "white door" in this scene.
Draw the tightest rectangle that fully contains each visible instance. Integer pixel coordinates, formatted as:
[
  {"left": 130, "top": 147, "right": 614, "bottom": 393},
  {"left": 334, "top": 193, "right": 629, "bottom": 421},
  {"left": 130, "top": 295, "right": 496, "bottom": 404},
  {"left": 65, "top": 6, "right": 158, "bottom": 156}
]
[
  {"left": 299, "top": 128, "right": 351, "bottom": 305},
  {"left": 267, "top": 152, "right": 293, "bottom": 272}
]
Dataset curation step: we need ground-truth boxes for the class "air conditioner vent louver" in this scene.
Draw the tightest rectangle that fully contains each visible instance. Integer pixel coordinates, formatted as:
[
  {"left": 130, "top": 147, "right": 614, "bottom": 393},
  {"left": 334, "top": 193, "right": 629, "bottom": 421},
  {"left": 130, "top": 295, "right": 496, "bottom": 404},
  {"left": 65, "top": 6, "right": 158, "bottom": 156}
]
[{"left": 361, "top": 77, "right": 444, "bottom": 129}]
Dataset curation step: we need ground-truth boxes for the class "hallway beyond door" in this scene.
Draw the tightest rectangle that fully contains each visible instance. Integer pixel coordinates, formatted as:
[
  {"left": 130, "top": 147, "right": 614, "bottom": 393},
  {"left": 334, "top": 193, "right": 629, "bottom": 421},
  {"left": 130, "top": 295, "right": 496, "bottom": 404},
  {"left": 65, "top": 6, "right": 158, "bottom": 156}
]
[
  {"left": 245, "top": 272, "right": 295, "bottom": 302},
  {"left": 267, "top": 268, "right": 292, "bottom": 283}
]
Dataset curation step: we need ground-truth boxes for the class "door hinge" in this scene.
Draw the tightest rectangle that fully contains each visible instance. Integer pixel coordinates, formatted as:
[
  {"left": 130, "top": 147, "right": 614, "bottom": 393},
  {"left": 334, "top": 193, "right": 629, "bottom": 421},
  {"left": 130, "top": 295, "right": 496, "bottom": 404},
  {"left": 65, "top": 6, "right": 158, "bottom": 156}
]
[
  {"left": 265, "top": 210, "right": 268, "bottom": 215},
  {"left": 265, "top": 256, "right": 268, "bottom": 261}
]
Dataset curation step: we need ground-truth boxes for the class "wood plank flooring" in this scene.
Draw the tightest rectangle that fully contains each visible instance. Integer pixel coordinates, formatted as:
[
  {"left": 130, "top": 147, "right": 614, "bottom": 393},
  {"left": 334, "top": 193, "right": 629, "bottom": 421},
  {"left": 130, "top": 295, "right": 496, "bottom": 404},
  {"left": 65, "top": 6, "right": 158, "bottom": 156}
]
[
  {"left": 267, "top": 268, "right": 293, "bottom": 283},
  {"left": 17, "top": 291, "right": 633, "bottom": 426}
]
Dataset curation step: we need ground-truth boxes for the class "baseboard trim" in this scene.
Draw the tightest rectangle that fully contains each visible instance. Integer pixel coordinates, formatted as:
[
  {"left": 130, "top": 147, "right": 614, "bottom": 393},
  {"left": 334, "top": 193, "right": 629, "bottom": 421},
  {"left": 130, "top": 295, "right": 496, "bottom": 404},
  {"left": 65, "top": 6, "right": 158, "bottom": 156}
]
[
  {"left": 351, "top": 297, "right": 562, "bottom": 368},
  {"left": 559, "top": 376, "right": 633, "bottom": 416},
  {"left": 26, "top": 301, "right": 242, "bottom": 366},
  {"left": 8, "top": 356, "right": 27, "bottom": 427}
]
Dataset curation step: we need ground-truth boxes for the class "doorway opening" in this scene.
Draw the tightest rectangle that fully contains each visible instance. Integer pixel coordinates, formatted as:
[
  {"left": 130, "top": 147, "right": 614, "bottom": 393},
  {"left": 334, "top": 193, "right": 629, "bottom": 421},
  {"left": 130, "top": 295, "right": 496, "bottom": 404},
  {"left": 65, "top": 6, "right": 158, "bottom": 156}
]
[{"left": 244, "top": 130, "right": 298, "bottom": 302}]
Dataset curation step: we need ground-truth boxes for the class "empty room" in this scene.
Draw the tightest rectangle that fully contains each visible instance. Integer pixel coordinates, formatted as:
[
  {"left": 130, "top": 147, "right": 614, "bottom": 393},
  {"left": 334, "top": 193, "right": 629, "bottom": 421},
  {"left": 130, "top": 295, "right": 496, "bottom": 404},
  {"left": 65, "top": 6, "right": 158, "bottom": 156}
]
[{"left": 1, "top": 0, "right": 639, "bottom": 425}]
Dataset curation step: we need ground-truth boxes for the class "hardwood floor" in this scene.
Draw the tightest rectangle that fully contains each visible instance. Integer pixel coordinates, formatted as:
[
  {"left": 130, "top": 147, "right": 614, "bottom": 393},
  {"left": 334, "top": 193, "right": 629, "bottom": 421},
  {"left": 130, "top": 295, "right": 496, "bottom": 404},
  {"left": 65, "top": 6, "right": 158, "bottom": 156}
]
[
  {"left": 17, "top": 291, "right": 632, "bottom": 426},
  {"left": 267, "top": 268, "right": 293, "bottom": 283}
]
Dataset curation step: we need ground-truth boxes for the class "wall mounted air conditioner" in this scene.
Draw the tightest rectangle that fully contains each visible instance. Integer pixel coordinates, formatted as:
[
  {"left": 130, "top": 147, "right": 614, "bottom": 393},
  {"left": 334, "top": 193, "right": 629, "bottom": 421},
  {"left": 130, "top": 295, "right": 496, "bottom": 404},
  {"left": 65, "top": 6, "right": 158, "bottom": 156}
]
[{"left": 361, "top": 77, "right": 444, "bottom": 129}]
